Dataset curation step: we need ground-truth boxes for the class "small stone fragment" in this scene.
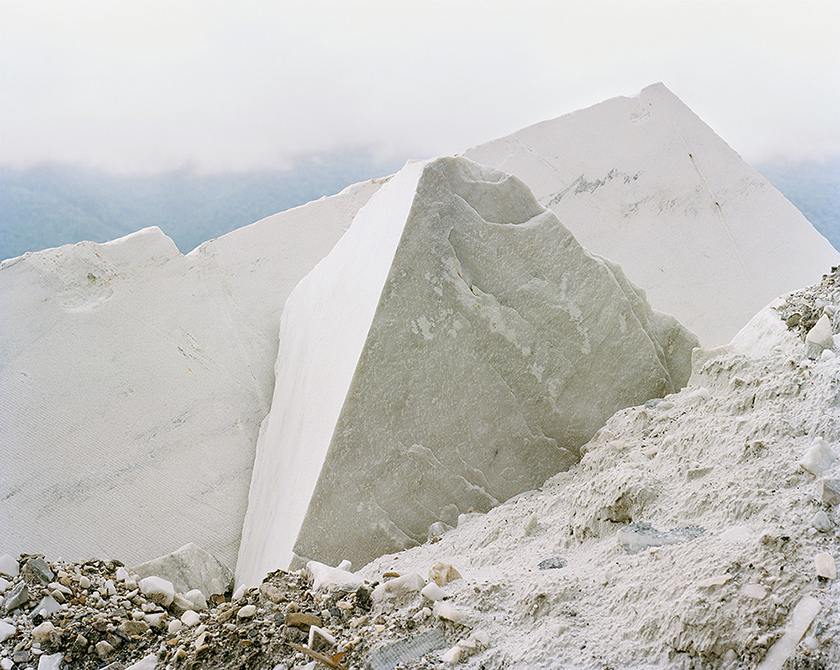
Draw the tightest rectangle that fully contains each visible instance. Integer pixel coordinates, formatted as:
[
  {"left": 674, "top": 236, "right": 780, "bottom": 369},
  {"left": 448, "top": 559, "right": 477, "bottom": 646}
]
[
  {"left": 116, "top": 566, "right": 130, "bottom": 582},
  {"left": 285, "top": 612, "right": 322, "bottom": 630},
  {"left": 96, "top": 640, "right": 115, "bottom": 658},
  {"left": 120, "top": 620, "right": 150, "bottom": 637},
  {"left": 697, "top": 575, "right": 732, "bottom": 588},
  {"left": 22, "top": 557, "right": 54, "bottom": 585},
  {"left": 0, "top": 577, "right": 8, "bottom": 593},
  {"left": 811, "top": 510, "right": 834, "bottom": 532},
  {"left": 799, "top": 438, "right": 836, "bottom": 476},
  {"left": 3, "top": 581, "right": 28, "bottom": 612},
  {"left": 32, "top": 621, "right": 55, "bottom": 644},
  {"left": 184, "top": 588, "right": 207, "bottom": 610},
  {"left": 538, "top": 557, "right": 567, "bottom": 570},
  {"left": 169, "top": 593, "right": 194, "bottom": 616},
  {"left": 820, "top": 478, "right": 840, "bottom": 506},
  {"left": 78, "top": 575, "right": 91, "bottom": 589},
  {"left": 144, "top": 612, "right": 166, "bottom": 628},
  {"left": 441, "top": 644, "right": 462, "bottom": 664},
  {"left": 433, "top": 600, "right": 464, "bottom": 623},
  {"left": 815, "top": 552, "right": 837, "bottom": 579},
  {"left": 36, "top": 653, "right": 63, "bottom": 670},
  {"left": 138, "top": 576, "right": 175, "bottom": 606},
  {"left": 421, "top": 583, "right": 446, "bottom": 601},
  {"left": 33, "top": 594, "right": 61, "bottom": 617},
  {"left": 258, "top": 583, "right": 284, "bottom": 603},
  {"left": 0, "top": 555, "right": 19, "bottom": 578},
  {"left": 0, "top": 620, "right": 15, "bottom": 643},
  {"left": 805, "top": 314, "right": 834, "bottom": 358},
  {"left": 180, "top": 609, "right": 201, "bottom": 626},
  {"left": 372, "top": 573, "right": 425, "bottom": 600},
  {"left": 429, "top": 562, "right": 462, "bottom": 586},
  {"left": 168, "top": 619, "right": 183, "bottom": 634},
  {"left": 0, "top": 658, "right": 12, "bottom": 670},
  {"left": 237, "top": 604, "right": 256, "bottom": 619}
]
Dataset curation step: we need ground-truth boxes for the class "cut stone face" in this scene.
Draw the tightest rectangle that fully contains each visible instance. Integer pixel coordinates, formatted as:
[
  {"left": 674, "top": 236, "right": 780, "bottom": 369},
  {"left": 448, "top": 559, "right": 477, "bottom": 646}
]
[
  {"left": 236, "top": 156, "right": 698, "bottom": 585},
  {"left": 466, "top": 83, "right": 840, "bottom": 345},
  {"left": 0, "top": 179, "right": 382, "bottom": 570}
]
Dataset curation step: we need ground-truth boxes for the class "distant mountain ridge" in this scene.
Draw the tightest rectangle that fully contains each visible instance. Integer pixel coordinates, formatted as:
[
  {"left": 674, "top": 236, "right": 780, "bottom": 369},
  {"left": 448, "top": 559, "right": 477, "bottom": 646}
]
[
  {"left": 0, "top": 151, "right": 403, "bottom": 261},
  {"left": 1, "top": 152, "right": 837, "bottom": 264}
]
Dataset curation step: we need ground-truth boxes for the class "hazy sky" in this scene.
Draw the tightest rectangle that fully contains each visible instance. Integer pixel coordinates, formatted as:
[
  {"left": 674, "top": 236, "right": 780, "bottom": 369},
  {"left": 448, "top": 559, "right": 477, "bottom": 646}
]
[{"left": 2, "top": 0, "right": 838, "bottom": 174}]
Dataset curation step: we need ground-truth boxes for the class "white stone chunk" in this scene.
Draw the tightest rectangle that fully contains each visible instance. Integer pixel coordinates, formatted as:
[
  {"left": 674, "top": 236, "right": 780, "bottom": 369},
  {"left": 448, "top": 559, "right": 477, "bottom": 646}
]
[
  {"left": 124, "top": 653, "right": 158, "bottom": 670},
  {"left": 231, "top": 583, "right": 247, "bottom": 601},
  {"left": 429, "top": 562, "right": 462, "bottom": 586},
  {"left": 180, "top": 610, "right": 201, "bottom": 626},
  {"left": 755, "top": 596, "right": 821, "bottom": 670},
  {"left": 237, "top": 605, "right": 256, "bottom": 619},
  {"left": 420, "top": 583, "right": 447, "bottom": 602},
  {"left": 143, "top": 612, "right": 166, "bottom": 628},
  {"left": 138, "top": 576, "right": 175, "bottom": 607},
  {"left": 372, "top": 573, "right": 426, "bottom": 601},
  {"left": 305, "top": 561, "right": 363, "bottom": 592},
  {"left": 441, "top": 645, "right": 462, "bottom": 665},
  {"left": 32, "top": 621, "right": 55, "bottom": 644},
  {"left": 799, "top": 438, "right": 836, "bottom": 476},
  {"left": 168, "top": 619, "right": 183, "bottom": 634},
  {"left": 433, "top": 600, "right": 464, "bottom": 624},
  {"left": 132, "top": 543, "right": 231, "bottom": 597},
  {"left": 115, "top": 567, "right": 130, "bottom": 582},
  {"left": 0, "top": 658, "right": 12, "bottom": 670},
  {"left": 307, "top": 624, "right": 336, "bottom": 649},
  {"left": 0, "top": 555, "right": 18, "bottom": 578},
  {"left": 0, "top": 620, "right": 15, "bottom": 642},
  {"left": 815, "top": 552, "right": 836, "bottom": 579},
  {"left": 237, "top": 157, "right": 697, "bottom": 584},
  {"left": 37, "top": 653, "right": 63, "bottom": 670},
  {"left": 0, "top": 578, "right": 8, "bottom": 594},
  {"left": 184, "top": 589, "right": 207, "bottom": 611},
  {"left": 806, "top": 314, "right": 834, "bottom": 349}
]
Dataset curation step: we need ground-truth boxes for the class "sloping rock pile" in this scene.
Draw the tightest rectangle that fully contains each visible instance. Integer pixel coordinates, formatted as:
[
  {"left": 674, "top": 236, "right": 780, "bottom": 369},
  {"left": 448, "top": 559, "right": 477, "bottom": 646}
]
[{"left": 1, "top": 553, "right": 479, "bottom": 670}]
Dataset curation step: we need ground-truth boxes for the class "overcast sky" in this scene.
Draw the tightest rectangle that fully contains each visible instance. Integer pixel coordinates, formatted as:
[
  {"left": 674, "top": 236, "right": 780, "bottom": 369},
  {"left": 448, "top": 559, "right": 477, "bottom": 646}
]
[{"left": 2, "top": 0, "right": 838, "bottom": 174}]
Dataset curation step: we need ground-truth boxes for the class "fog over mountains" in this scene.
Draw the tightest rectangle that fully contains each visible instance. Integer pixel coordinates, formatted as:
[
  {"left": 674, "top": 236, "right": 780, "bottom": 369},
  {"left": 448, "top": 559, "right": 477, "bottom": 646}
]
[{"left": 1, "top": 153, "right": 837, "bottom": 263}]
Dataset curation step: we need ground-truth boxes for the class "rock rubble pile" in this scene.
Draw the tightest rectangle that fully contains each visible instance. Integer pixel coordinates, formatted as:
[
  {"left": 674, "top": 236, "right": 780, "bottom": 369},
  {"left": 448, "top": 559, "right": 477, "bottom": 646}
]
[{"left": 0, "top": 553, "right": 483, "bottom": 670}]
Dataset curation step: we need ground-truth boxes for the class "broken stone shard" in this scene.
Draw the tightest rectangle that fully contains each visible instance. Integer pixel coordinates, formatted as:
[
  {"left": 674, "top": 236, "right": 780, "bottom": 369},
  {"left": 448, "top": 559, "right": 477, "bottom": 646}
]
[
  {"left": 617, "top": 522, "right": 704, "bottom": 554},
  {"left": 236, "top": 156, "right": 698, "bottom": 585}
]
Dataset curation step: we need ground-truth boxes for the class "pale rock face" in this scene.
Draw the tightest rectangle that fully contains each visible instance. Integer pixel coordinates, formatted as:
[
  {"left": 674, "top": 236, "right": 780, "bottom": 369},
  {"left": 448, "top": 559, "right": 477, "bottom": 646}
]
[
  {"left": 0, "top": 180, "right": 382, "bottom": 569},
  {"left": 131, "top": 543, "right": 231, "bottom": 597},
  {"left": 236, "top": 156, "right": 697, "bottom": 585},
  {"left": 465, "top": 83, "right": 840, "bottom": 345}
]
